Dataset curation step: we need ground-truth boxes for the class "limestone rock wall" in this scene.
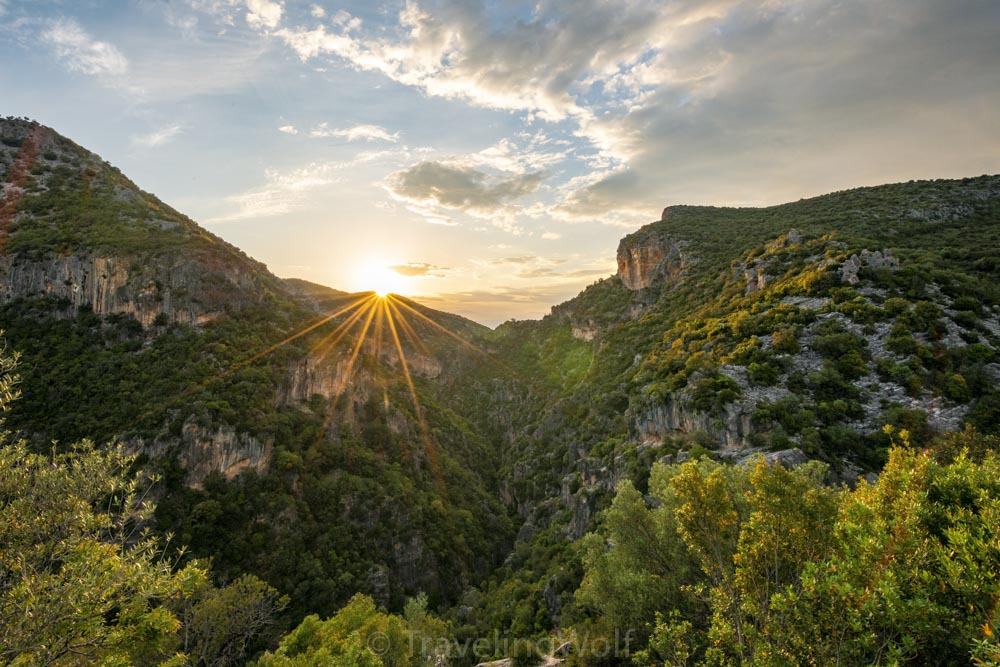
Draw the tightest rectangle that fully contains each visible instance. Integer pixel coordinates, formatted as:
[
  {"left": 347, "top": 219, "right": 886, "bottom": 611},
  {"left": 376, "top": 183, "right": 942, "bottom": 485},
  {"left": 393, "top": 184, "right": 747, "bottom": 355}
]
[
  {"left": 616, "top": 232, "right": 689, "bottom": 291},
  {"left": 136, "top": 416, "right": 272, "bottom": 488},
  {"left": 0, "top": 252, "right": 268, "bottom": 326}
]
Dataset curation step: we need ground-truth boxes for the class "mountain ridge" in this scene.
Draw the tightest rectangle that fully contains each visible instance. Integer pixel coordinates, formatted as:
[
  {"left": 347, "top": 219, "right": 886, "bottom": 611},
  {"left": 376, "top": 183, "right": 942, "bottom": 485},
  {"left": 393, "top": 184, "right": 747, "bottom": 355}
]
[{"left": 3, "top": 116, "right": 1000, "bottom": 659}]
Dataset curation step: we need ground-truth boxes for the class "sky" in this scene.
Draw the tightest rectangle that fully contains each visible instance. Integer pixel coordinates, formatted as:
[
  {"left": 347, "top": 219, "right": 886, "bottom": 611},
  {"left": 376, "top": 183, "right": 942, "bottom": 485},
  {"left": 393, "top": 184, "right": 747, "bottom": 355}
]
[{"left": 1, "top": 0, "right": 999, "bottom": 326}]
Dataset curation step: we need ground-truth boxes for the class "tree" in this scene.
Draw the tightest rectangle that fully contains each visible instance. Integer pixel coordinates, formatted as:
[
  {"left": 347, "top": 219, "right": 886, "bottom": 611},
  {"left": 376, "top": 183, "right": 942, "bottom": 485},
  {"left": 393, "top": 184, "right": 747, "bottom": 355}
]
[
  {"left": 0, "top": 342, "right": 286, "bottom": 666},
  {"left": 174, "top": 572, "right": 289, "bottom": 667},
  {"left": 0, "top": 438, "right": 189, "bottom": 665},
  {"left": 256, "top": 593, "right": 442, "bottom": 667}
]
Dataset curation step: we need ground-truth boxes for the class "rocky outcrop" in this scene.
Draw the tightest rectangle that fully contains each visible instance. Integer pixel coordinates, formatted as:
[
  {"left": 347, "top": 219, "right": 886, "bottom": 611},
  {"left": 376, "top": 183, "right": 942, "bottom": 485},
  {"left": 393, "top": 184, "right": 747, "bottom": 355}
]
[
  {"left": 840, "top": 249, "right": 899, "bottom": 285},
  {"left": 0, "top": 251, "right": 270, "bottom": 326},
  {"left": 571, "top": 321, "right": 597, "bottom": 341},
  {"left": 616, "top": 231, "right": 689, "bottom": 291},
  {"left": 138, "top": 417, "right": 272, "bottom": 488},
  {"left": 733, "top": 447, "right": 809, "bottom": 468},
  {"left": 744, "top": 264, "right": 769, "bottom": 293},
  {"left": 284, "top": 352, "right": 366, "bottom": 403},
  {"left": 633, "top": 392, "right": 754, "bottom": 448}
]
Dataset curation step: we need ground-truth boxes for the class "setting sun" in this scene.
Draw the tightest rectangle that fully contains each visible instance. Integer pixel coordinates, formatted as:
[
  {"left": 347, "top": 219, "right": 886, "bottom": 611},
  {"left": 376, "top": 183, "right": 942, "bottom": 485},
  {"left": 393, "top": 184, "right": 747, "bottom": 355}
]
[{"left": 355, "top": 259, "right": 408, "bottom": 297}]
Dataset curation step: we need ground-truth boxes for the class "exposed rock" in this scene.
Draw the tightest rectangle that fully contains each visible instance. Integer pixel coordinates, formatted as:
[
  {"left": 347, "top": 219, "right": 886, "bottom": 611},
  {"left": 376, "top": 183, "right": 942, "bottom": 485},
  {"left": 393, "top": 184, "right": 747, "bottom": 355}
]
[
  {"left": 571, "top": 322, "right": 597, "bottom": 341},
  {"left": 840, "top": 249, "right": 899, "bottom": 285},
  {"left": 780, "top": 295, "right": 831, "bottom": 310},
  {"left": 734, "top": 448, "right": 809, "bottom": 468},
  {"left": 0, "top": 251, "right": 270, "bottom": 326},
  {"left": 632, "top": 391, "right": 754, "bottom": 449},
  {"left": 616, "top": 231, "right": 689, "bottom": 291},
  {"left": 137, "top": 416, "right": 272, "bottom": 488},
  {"left": 744, "top": 265, "right": 769, "bottom": 293}
]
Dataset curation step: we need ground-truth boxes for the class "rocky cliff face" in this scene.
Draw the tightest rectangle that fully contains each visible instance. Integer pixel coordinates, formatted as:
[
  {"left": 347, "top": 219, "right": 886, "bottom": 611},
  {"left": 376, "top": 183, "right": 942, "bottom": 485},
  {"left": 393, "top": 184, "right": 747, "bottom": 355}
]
[
  {"left": 631, "top": 390, "right": 756, "bottom": 449},
  {"left": 136, "top": 417, "right": 272, "bottom": 488},
  {"left": 0, "top": 117, "right": 279, "bottom": 327},
  {"left": 616, "top": 226, "right": 689, "bottom": 290},
  {"left": 0, "top": 252, "right": 269, "bottom": 326}
]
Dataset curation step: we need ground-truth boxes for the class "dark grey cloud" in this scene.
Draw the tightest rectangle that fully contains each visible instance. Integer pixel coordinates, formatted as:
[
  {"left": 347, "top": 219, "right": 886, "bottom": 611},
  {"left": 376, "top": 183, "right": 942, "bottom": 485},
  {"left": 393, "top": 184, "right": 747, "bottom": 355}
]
[
  {"left": 386, "top": 160, "right": 545, "bottom": 215},
  {"left": 278, "top": 0, "right": 1000, "bottom": 224},
  {"left": 558, "top": 0, "right": 1000, "bottom": 216}
]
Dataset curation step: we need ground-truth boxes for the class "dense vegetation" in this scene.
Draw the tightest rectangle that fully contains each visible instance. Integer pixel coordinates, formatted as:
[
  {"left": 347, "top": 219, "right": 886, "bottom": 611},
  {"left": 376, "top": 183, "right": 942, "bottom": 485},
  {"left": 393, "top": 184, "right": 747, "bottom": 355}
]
[
  {"left": 571, "top": 427, "right": 1000, "bottom": 666},
  {"left": 2, "top": 117, "right": 1000, "bottom": 664}
]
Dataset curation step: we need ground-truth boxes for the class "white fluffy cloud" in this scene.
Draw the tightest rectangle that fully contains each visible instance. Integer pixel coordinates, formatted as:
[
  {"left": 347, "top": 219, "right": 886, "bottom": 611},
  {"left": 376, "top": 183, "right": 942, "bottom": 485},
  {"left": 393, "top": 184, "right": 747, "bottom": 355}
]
[
  {"left": 245, "top": 0, "right": 282, "bottom": 30},
  {"left": 41, "top": 18, "right": 128, "bottom": 77},
  {"left": 209, "top": 162, "right": 339, "bottom": 223},
  {"left": 389, "top": 262, "right": 451, "bottom": 277}
]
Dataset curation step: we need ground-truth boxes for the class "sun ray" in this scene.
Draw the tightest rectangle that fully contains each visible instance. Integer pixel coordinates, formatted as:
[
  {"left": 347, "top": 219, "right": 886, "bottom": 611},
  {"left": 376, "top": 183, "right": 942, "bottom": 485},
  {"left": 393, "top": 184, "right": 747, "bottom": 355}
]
[
  {"left": 240, "top": 294, "right": 375, "bottom": 368},
  {"left": 385, "top": 301, "right": 442, "bottom": 487},
  {"left": 373, "top": 298, "right": 386, "bottom": 362},
  {"left": 310, "top": 297, "right": 376, "bottom": 365},
  {"left": 386, "top": 298, "right": 432, "bottom": 358},
  {"left": 140, "top": 294, "right": 375, "bottom": 424},
  {"left": 389, "top": 296, "right": 491, "bottom": 358},
  {"left": 315, "top": 298, "right": 379, "bottom": 442}
]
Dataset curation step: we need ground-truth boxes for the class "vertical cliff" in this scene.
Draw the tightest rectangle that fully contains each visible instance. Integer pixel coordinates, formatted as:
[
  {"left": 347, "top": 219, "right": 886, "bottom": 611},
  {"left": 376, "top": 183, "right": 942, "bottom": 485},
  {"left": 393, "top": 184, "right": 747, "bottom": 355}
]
[
  {"left": 0, "top": 117, "right": 282, "bottom": 326},
  {"left": 615, "top": 212, "right": 690, "bottom": 290}
]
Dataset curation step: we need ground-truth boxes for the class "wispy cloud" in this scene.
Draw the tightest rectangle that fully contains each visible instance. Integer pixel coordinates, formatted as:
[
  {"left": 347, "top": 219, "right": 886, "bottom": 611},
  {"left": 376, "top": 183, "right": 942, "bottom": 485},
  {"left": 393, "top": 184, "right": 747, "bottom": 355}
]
[
  {"left": 309, "top": 123, "right": 399, "bottom": 142},
  {"left": 132, "top": 124, "right": 183, "bottom": 148},
  {"left": 41, "top": 18, "right": 128, "bottom": 77},
  {"left": 278, "top": 125, "right": 298, "bottom": 135},
  {"left": 208, "top": 162, "right": 339, "bottom": 223},
  {"left": 389, "top": 262, "right": 451, "bottom": 277}
]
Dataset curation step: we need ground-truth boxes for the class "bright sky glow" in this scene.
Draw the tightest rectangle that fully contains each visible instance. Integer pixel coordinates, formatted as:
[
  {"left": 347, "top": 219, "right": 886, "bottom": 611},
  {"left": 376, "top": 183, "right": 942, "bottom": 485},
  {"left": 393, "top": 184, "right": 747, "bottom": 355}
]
[{"left": 1, "top": 0, "right": 998, "bottom": 325}]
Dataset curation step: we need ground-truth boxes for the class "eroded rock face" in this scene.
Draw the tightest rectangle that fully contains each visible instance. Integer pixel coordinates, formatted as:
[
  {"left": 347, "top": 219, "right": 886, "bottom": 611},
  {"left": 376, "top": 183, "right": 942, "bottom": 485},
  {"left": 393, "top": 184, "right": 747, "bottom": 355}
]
[
  {"left": 616, "top": 232, "right": 689, "bottom": 291},
  {"left": 632, "top": 392, "right": 754, "bottom": 449},
  {"left": 137, "top": 417, "right": 272, "bottom": 488},
  {"left": 571, "top": 322, "right": 597, "bottom": 341},
  {"left": 0, "top": 252, "right": 268, "bottom": 326}
]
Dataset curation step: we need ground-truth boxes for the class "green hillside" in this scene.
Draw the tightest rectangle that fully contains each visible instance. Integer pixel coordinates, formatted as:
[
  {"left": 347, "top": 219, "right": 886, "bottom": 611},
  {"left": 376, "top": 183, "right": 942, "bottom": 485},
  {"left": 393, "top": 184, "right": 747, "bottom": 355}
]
[{"left": 1, "top": 117, "right": 999, "bottom": 665}]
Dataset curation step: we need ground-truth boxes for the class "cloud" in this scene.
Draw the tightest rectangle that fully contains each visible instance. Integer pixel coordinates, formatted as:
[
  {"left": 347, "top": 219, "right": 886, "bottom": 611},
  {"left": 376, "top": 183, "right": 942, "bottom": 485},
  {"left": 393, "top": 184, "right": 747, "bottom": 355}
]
[
  {"left": 278, "top": 125, "right": 298, "bottom": 134},
  {"left": 309, "top": 123, "right": 399, "bottom": 142},
  {"left": 209, "top": 162, "right": 339, "bottom": 223},
  {"left": 269, "top": 0, "right": 1000, "bottom": 227},
  {"left": 541, "top": 232, "right": 561, "bottom": 240},
  {"left": 389, "top": 262, "right": 451, "bottom": 277},
  {"left": 41, "top": 18, "right": 128, "bottom": 77},
  {"left": 476, "top": 255, "right": 566, "bottom": 268},
  {"left": 551, "top": 168, "right": 655, "bottom": 226},
  {"left": 516, "top": 266, "right": 609, "bottom": 279},
  {"left": 132, "top": 124, "right": 183, "bottom": 148},
  {"left": 245, "top": 0, "right": 282, "bottom": 30},
  {"left": 386, "top": 160, "right": 545, "bottom": 224},
  {"left": 416, "top": 282, "right": 597, "bottom": 326},
  {"left": 309, "top": 4, "right": 325, "bottom": 19},
  {"left": 272, "top": 0, "right": 701, "bottom": 122},
  {"left": 549, "top": 0, "right": 1000, "bottom": 216}
]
